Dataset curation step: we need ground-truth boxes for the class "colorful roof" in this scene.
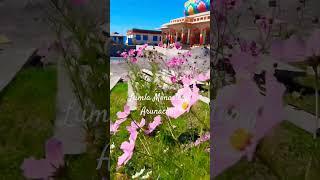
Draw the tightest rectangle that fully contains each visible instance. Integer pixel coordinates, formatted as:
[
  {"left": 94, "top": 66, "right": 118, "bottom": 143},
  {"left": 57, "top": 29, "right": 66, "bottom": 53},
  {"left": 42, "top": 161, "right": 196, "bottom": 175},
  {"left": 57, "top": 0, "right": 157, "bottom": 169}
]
[{"left": 184, "top": 0, "right": 210, "bottom": 16}]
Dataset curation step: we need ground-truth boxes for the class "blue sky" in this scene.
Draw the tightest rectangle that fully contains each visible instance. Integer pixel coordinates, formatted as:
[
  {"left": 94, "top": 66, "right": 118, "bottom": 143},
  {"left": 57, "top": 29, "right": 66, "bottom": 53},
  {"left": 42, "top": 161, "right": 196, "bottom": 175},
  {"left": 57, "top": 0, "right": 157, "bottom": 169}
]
[{"left": 111, "top": 0, "right": 187, "bottom": 35}]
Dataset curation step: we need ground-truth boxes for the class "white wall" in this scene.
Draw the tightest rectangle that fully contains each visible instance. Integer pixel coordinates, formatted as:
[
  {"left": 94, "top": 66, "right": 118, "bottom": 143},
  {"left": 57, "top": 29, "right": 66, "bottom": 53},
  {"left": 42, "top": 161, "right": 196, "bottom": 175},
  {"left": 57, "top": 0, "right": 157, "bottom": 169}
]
[{"left": 126, "top": 33, "right": 162, "bottom": 45}]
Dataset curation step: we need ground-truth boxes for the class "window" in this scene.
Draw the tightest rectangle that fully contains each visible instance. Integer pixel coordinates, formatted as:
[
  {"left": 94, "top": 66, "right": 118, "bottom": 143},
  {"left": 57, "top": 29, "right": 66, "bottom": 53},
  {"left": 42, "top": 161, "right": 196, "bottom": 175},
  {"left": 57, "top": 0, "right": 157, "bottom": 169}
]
[
  {"left": 136, "top": 35, "right": 141, "bottom": 40},
  {"left": 143, "top": 35, "right": 148, "bottom": 41},
  {"left": 153, "top": 36, "right": 158, "bottom": 41}
]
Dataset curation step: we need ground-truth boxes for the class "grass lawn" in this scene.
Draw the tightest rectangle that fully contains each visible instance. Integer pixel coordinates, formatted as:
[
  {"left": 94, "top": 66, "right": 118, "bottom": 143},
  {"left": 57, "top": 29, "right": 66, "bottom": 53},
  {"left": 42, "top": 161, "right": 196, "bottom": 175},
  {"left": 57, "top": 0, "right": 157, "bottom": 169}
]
[
  {"left": 0, "top": 66, "right": 103, "bottom": 179},
  {"left": 295, "top": 75, "right": 320, "bottom": 89},
  {"left": 110, "top": 82, "right": 210, "bottom": 179},
  {"left": 0, "top": 66, "right": 57, "bottom": 179},
  {"left": 214, "top": 75, "right": 320, "bottom": 179},
  {"left": 216, "top": 121, "right": 320, "bottom": 180},
  {"left": 285, "top": 94, "right": 318, "bottom": 115},
  {"left": 285, "top": 75, "right": 319, "bottom": 115},
  {"left": 257, "top": 121, "right": 320, "bottom": 179}
]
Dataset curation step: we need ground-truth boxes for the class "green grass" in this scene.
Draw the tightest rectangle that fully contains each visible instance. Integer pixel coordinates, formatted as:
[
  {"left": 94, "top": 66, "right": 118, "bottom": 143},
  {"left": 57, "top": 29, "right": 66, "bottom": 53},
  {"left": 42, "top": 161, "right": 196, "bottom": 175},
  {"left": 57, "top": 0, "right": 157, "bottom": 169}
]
[
  {"left": 213, "top": 72, "right": 320, "bottom": 179},
  {"left": 0, "top": 66, "right": 57, "bottom": 179},
  {"left": 285, "top": 94, "right": 318, "bottom": 115},
  {"left": 110, "top": 83, "right": 128, "bottom": 122},
  {"left": 216, "top": 121, "right": 320, "bottom": 180},
  {"left": 215, "top": 158, "right": 278, "bottom": 180},
  {"left": 110, "top": 82, "right": 210, "bottom": 179},
  {"left": 0, "top": 66, "right": 104, "bottom": 179},
  {"left": 295, "top": 75, "right": 320, "bottom": 89},
  {"left": 284, "top": 75, "right": 319, "bottom": 116},
  {"left": 257, "top": 121, "right": 320, "bottom": 179}
]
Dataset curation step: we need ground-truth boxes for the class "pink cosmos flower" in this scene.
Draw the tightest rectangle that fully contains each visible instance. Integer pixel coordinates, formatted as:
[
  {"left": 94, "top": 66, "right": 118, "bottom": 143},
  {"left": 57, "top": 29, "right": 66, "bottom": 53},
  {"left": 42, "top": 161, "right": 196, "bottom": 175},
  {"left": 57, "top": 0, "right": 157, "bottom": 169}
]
[
  {"left": 136, "top": 49, "right": 143, "bottom": 57},
  {"left": 129, "top": 57, "right": 138, "bottom": 63},
  {"left": 110, "top": 121, "right": 119, "bottom": 134},
  {"left": 183, "top": 51, "right": 192, "bottom": 57},
  {"left": 174, "top": 42, "right": 182, "bottom": 50},
  {"left": 181, "top": 75, "right": 196, "bottom": 87},
  {"left": 45, "top": 138, "right": 64, "bottom": 168},
  {"left": 214, "top": 77, "right": 263, "bottom": 123},
  {"left": 212, "top": 71, "right": 286, "bottom": 176},
  {"left": 136, "top": 45, "right": 148, "bottom": 57},
  {"left": 21, "top": 138, "right": 64, "bottom": 179},
  {"left": 143, "top": 44, "right": 148, "bottom": 49},
  {"left": 145, "top": 116, "right": 162, "bottom": 134},
  {"left": 212, "top": 79, "right": 263, "bottom": 176},
  {"left": 120, "top": 52, "right": 128, "bottom": 59},
  {"left": 166, "top": 86, "right": 200, "bottom": 119},
  {"left": 270, "top": 35, "right": 306, "bottom": 62},
  {"left": 116, "top": 104, "right": 130, "bottom": 119},
  {"left": 21, "top": 158, "right": 56, "bottom": 179},
  {"left": 229, "top": 51, "right": 260, "bottom": 75},
  {"left": 166, "top": 57, "right": 186, "bottom": 68},
  {"left": 196, "top": 71, "right": 210, "bottom": 82},
  {"left": 158, "top": 42, "right": 163, "bottom": 47},
  {"left": 194, "top": 132, "right": 210, "bottom": 146},
  {"left": 118, "top": 119, "right": 146, "bottom": 167},
  {"left": 238, "top": 40, "right": 259, "bottom": 56},
  {"left": 255, "top": 70, "right": 286, "bottom": 140},
  {"left": 271, "top": 29, "right": 320, "bottom": 63},
  {"left": 128, "top": 119, "right": 146, "bottom": 131},
  {"left": 117, "top": 139, "right": 135, "bottom": 167},
  {"left": 128, "top": 49, "right": 136, "bottom": 56},
  {"left": 110, "top": 118, "right": 127, "bottom": 134},
  {"left": 212, "top": 119, "right": 257, "bottom": 177},
  {"left": 170, "top": 76, "right": 177, "bottom": 83},
  {"left": 127, "top": 119, "right": 145, "bottom": 141}
]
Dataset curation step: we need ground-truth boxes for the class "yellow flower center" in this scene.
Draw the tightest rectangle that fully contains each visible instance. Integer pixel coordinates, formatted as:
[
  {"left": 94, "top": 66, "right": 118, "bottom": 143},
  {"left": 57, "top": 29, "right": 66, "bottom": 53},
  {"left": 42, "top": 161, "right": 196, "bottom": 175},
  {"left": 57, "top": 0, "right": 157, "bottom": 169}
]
[
  {"left": 230, "top": 128, "right": 252, "bottom": 151},
  {"left": 182, "top": 102, "right": 189, "bottom": 110}
]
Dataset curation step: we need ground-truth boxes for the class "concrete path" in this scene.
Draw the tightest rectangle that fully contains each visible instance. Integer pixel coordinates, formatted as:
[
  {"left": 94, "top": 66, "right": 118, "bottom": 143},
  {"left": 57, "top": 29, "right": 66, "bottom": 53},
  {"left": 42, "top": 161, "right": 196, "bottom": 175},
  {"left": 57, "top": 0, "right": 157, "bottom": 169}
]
[
  {"left": 285, "top": 105, "right": 317, "bottom": 135},
  {"left": 0, "top": 47, "right": 35, "bottom": 91},
  {"left": 110, "top": 75, "right": 122, "bottom": 90},
  {"left": 199, "top": 95, "right": 210, "bottom": 104},
  {"left": 54, "top": 58, "right": 86, "bottom": 154},
  {"left": 110, "top": 62, "right": 128, "bottom": 90},
  {"left": 0, "top": 1, "right": 54, "bottom": 92}
]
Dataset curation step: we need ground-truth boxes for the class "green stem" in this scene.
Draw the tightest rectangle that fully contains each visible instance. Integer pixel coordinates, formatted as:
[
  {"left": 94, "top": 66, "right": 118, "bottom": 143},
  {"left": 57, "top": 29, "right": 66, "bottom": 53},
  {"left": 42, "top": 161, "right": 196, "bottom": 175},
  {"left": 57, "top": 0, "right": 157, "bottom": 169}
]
[
  {"left": 135, "top": 151, "right": 184, "bottom": 172},
  {"left": 138, "top": 136, "right": 150, "bottom": 155},
  {"left": 165, "top": 116, "right": 178, "bottom": 140},
  {"left": 304, "top": 156, "right": 312, "bottom": 180},
  {"left": 190, "top": 108, "right": 208, "bottom": 129},
  {"left": 313, "top": 66, "right": 318, "bottom": 139}
]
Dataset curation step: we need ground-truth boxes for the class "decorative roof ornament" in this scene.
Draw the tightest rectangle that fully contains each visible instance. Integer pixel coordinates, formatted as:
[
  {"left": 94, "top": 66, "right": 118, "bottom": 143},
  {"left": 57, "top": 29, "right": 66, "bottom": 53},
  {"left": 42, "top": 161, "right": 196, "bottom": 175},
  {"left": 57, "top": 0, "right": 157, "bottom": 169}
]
[{"left": 184, "top": 0, "right": 210, "bottom": 16}]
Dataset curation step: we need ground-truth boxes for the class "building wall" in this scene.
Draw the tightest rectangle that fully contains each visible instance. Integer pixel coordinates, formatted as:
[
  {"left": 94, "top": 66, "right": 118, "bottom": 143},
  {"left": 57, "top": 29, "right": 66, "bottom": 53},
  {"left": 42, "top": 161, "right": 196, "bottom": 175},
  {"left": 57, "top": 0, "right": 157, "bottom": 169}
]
[
  {"left": 126, "top": 33, "right": 162, "bottom": 45},
  {"left": 112, "top": 36, "right": 125, "bottom": 44}
]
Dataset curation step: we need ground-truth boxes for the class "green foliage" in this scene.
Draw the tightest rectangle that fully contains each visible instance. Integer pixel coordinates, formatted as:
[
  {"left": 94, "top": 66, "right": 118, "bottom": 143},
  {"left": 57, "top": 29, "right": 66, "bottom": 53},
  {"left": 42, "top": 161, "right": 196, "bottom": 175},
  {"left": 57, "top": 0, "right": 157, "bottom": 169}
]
[
  {"left": 110, "top": 81, "right": 210, "bottom": 179},
  {"left": 48, "top": 1, "right": 109, "bottom": 177}
]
